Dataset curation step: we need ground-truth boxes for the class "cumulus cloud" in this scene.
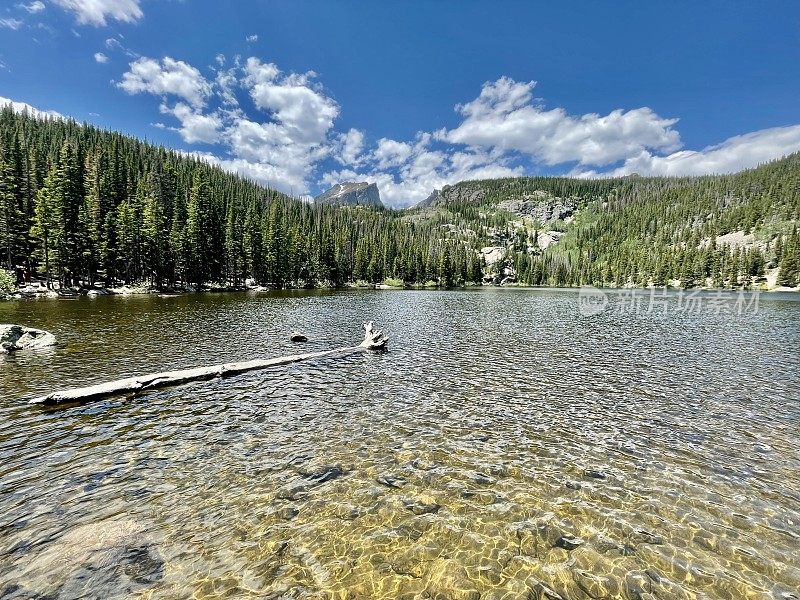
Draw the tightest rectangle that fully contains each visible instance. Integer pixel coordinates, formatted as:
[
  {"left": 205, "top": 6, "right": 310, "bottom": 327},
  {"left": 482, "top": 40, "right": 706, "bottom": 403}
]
[
  {"left": 118, "top": 57, "right": 212, "bottom": 108},
  {"left": 93, "top": 52, "right": 108, "bottom": 63},
  {"left": 315, "top": 77, "right": 688, "bottom": 206},
  {"left": 373, "top": 138, "right": 414, "bottom": 169},
  {"left": 52, "top": 0, "right": 143, "bottom": 26},
  {"left": 437, "top": 77, "right": 681, "bottom": 166},
  {"left": 159, "top": 102, "right": 223, "bottom": 144},
  {"left": 576, "top": 125, "right": 800, "bottom": 178},
  {"left": 334, "top": 128, "right": 366, "bottom": 166},
  {"left": 118, "top": 55, "right": 340, "bottom": 194},
  {"left": 244, "top": 58, "right": 338, "bottom": 145},
  {"left": 322, "top": 135, "right": 522, "bottom": 207},
  {"left": 19, "top": 1, "right": 45, "bottom": 14},
  {"left": 246, "top": 34, "right": 258, "bottom": 43},
  {"left": 112, "top": 60, "right": 800, "bottom": 206}
]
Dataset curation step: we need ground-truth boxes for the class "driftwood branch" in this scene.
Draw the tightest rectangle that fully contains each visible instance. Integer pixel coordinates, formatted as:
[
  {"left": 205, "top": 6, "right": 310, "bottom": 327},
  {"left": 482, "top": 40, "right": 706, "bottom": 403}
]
[{"left": 29, "top": 322, "right": 388, "bottom": 406}]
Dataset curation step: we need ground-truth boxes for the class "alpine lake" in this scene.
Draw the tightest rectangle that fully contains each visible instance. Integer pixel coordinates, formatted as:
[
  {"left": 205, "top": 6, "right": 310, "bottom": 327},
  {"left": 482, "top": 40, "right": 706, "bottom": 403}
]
[{"left": 1, "top": 288, "right": 798, "bottom": 600}]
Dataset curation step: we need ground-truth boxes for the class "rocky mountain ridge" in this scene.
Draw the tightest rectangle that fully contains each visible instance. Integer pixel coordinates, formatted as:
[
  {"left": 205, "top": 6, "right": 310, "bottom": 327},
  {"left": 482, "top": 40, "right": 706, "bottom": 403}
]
[{"left": 315, "top": 182, "right": 382, "bottom": 207}]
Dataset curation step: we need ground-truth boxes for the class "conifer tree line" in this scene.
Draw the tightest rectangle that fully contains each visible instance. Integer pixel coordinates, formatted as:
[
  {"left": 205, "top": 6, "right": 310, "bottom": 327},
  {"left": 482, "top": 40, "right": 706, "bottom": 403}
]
[
  {"left": 1, "top": 106, "right": 798, "bottom": 292},
  {"left": 421, "top": 154, "right": 800, "bottom": 288},
  {"left": 0, "top": 107, "right": 483, "bottom": 290}
]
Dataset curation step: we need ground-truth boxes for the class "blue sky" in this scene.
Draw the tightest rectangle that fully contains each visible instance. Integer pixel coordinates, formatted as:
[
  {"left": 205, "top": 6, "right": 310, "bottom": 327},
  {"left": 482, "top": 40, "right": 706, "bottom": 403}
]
[{"left": 1, "top": 0, "right": 799, "bottom": 206}]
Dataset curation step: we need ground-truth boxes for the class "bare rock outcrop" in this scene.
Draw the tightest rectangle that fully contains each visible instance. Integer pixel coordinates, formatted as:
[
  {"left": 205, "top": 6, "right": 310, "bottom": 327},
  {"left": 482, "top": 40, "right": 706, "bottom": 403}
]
[{"left": 0, "top": 324, "right": 57, "bottom": 353}]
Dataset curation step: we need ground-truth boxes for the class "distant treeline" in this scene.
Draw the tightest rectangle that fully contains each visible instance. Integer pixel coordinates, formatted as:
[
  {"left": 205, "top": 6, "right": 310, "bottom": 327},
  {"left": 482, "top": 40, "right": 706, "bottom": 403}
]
[
  {"left": 0, "top": 106, "right": 798, "bottom": 291},
  {"left": 0, "top": 107, "right": 482, "bottom": 289},
  {"left": 424, "top": 157, "right": 800, "bottom": 288}
]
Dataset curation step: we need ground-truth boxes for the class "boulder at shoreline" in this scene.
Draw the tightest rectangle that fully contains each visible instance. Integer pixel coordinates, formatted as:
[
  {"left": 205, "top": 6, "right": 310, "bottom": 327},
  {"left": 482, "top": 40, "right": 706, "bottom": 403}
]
[{"left": 0, "top": 324, "right": 57, "bottom": 353}]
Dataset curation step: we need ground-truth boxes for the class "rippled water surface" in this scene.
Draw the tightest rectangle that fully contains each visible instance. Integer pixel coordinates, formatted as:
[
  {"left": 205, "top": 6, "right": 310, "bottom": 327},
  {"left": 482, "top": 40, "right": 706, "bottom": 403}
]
[{"left": 1, "top": 289, "right": 799, "bottom": 600}]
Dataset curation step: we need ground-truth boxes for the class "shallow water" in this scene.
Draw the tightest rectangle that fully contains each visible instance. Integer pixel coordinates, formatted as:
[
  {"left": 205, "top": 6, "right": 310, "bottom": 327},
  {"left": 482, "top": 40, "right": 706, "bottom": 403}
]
[{"left": 1, "top": 289, "right": 799, "bottom": 600}]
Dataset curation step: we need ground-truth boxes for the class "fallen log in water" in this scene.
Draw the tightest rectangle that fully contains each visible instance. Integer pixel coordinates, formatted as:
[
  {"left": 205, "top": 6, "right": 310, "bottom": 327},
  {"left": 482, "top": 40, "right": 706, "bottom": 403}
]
[{"left": 29, "top": 322, "right": 388, "bottom": 406}]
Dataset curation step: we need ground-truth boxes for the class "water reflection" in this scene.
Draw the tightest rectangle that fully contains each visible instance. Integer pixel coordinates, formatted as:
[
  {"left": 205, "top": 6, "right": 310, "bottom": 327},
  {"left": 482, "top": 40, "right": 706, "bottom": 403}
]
[{"left": 1, "top": 289, "right": 799, "bottom": 599}]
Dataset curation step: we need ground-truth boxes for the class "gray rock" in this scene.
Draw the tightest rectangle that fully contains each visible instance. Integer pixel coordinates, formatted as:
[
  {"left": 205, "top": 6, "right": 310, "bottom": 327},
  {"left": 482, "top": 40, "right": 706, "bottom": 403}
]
[
  {"left": 315, "top": 181, "right": 382, "bottom": 207},
  {"left": 17, "top": 518, "right": 162, "bottom": 599},
  {"left": 574, "top": 570, "right": 619, "bottom": 599},
  {"left": 425, "top": 558, "right": 480, "bottom": 600},
  {"left": 402, "top": 494, "right": 440, "bottom": 515},
  {"left": 0, "top": 324, "right": 57, "bottom": 353},
  {"left": 300, "top": 463, "right": 346, "bottom": 484},
  {"left": 583, "top": 468, "right": 607, "bottom": 480},
  {"left": 277, "top": 506, "right": 299, "bottom": 520},
  {"left": 498, "top": 195, "right": 576, "bottom": 224},
  {"left": 555, "top": 535, "right": 585, "bottom": 550},
  {"left": 533, "top": 582, "right": 566, "bottom": 599},
  {"left": 416, "top": 188, "right": 442, "bottom": 208},
  {"left": 376, "top": 474, "right": 407, "bottom": 488}
]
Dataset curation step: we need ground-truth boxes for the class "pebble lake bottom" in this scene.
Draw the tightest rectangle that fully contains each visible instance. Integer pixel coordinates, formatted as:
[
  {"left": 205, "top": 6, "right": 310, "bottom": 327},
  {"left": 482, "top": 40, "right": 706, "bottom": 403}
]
[{"left": 0, "top": 288, "right": 798, "bottom": 599}]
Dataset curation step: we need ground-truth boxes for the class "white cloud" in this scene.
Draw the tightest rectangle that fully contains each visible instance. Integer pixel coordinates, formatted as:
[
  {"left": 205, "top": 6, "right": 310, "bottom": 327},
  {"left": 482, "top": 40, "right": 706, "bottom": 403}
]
[
  {"left": 373, "top": 138, "right": 414, "bottom": 169},
  {"left": 117, "top": 55, "right": 340, "bottom": 195},
  {"left": 215, "top": 68, "right": 239, "bottom": 106},
  {"left": 576, "top": 125, "right": 800, "bottom": 178},
  {"left": 0, "top": 18, "right": 24, "bottom": 30},
  {"left": 111, "top": 58, "right": 800, "bottom": 207},
  {"left": 93, "top": 52, "right": 109, "bottom": 64},
  {"left": 159, "top": 102, "right": 222, "bottom": 144},
  {"left": 437, "top": 77, "right": 681, "bottom": 166},
  {"left": 244, "top": 58, "right": 338, "bottom": 145},
  {"left": 103, "top": 36, "right": 138, "bottom": 58},
  {"left": 52, "top": 0, "right": 143, "bottom": 26},
  {"left": 335, "top": 128, "right": 365, "bottom": 165},
  {"left": 246, "top": 34, "right": 258, "bottom": 43},
  {"left": 19, "top": 1, "right": 45, "bottom": 13},
  {"left": 118, "top": 57, "right": 212, "bottom": 108},
  {"left": 0, "top": 96, "right": 62, "bottom": 119},
  {"left": 322, "top": 135, "right": 522, "bottom": 207}
]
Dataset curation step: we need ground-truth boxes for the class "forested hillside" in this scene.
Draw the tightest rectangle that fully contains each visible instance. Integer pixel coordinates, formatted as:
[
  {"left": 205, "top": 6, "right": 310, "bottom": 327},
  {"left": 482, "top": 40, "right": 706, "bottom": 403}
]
[
  {"left": 414, "top": 157, "right": 800, "bottom": 288},
  {"left": 0, "top": 107, "right": 481, "bottom": 291},
  {"left": 1, "top": 106, "right": 798, "bottom": 294}
]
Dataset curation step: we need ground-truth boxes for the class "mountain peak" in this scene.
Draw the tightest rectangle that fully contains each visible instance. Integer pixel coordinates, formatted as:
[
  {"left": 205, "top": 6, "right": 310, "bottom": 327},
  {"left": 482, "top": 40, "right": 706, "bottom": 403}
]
[{"left": 315, "top": 182, "right": 382, "bottom": 207}]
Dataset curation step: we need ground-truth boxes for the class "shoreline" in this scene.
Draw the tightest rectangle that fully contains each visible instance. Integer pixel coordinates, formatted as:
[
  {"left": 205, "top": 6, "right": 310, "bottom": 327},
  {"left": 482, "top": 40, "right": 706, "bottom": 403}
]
[{"left": 2, "top": 281, "right": 797, "bottom": 301}]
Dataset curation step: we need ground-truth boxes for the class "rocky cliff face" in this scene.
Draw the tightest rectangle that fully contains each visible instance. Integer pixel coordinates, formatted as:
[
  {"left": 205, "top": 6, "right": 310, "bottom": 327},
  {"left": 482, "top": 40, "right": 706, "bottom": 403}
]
[
  {"left": 415, "top": 184, "right": 485, "bottom": 208},
  {"left": 315, "top": 182, "right": 382, "bottom": 207},
  {"left": 416, "top": 185, "right": 575, "bottom": 224}
]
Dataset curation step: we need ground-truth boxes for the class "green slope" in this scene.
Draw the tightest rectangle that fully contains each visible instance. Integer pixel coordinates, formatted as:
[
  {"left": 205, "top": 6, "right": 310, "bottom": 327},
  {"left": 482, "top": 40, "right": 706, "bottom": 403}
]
[
  {"left": 1, "top": 103, "right": 798, "bottom": 293},
  {"left": 410, "top": 155, "right": 800, "bottom": 288}
]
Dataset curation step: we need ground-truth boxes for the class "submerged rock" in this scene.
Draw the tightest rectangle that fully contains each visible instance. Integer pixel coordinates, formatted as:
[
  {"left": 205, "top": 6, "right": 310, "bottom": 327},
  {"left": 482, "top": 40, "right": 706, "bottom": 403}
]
[
  {"left": 0, "top": 324, "right": 57, "bottom": 353},
  {"left": 300, "top": 463, "right": 346, "bottom": 484},
  {"left": 574, "top": 570, "right": 620, "bottom": 599},
  {"left": 402, "top": 494, "right": 440, "bottom": 515},
  {"left": 376, "top": 474, "right": 408, "bottom": 488},
  {"left": 556, "top": 535, "right": 585, "bottom": 550},
  {"left": 583, "top": 468, "right": 607, "bottom": 480},
  {"left": 425, "top": 558, "right": 480, "bottom": 600},
  {"left": 16, "top": 518, "right": 162, "bottom": 598}
]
